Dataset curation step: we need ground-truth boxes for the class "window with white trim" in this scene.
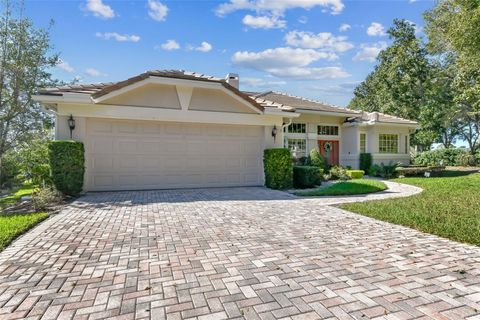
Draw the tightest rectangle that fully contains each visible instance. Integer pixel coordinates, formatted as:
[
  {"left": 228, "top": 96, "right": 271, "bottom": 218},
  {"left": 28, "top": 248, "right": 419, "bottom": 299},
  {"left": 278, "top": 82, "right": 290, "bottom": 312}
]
[
  {"left": 287, "top": 139, "right": 306, "bottom": 158},
  {"left": 405, "top": 135, "right": 408, "bottom": 154},
  {"left": 285, "top": 123, "right": 306, "bottom": 133},
  {"left": 318, "top": 125, "right": 339, "bottom": 136},
  {"left": 360, "top": 133, "right": 366, "bottom": 153},
  {"left": 379, "top": 134, "right": 398, "bottom": 153}
]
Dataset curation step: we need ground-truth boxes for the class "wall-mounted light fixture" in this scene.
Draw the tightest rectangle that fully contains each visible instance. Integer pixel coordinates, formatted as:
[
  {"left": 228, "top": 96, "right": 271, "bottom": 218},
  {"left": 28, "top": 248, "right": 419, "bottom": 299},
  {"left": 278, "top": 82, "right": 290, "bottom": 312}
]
[
  {"left": 68, "top": 114, "right": 76, "bottom": 139},
  {"left": 271, "top": 125, "right": 278, "bottom": 142}
]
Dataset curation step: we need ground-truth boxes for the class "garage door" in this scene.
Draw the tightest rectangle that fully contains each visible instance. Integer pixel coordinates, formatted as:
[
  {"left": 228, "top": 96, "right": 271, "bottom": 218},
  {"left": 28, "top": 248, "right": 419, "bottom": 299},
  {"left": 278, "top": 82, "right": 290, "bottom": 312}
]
[{"left": 85, "top": 119, "right": 265, "bottom": 191}]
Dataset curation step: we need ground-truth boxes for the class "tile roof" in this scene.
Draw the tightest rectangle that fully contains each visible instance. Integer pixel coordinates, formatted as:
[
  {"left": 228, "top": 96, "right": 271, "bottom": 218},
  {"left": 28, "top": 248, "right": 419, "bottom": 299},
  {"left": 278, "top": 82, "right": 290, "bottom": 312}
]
[
  {"left": 249, "top": 91, "right": 360, "bottom": 115},
  {"left": 37, "top": 70, "right": 417, "bottom": 125}
]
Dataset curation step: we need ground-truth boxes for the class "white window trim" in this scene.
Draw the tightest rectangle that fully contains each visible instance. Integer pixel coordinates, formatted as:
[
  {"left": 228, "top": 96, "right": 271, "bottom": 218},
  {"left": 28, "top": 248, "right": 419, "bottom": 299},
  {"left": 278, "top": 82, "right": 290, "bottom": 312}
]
[
  {"left": 378, "top": 133, "right": 399, "bottom": 154},
  {"left": 359, "top": 132, "right": 367, "bottom": 153},
  {"left": 317, "top": 124, "right": 340, "bottom": 137}
]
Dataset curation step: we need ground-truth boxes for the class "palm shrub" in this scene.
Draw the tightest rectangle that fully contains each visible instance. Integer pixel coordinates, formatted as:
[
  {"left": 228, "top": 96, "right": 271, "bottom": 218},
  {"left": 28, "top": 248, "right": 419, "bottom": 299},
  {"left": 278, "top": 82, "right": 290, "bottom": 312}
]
[
  {"left": 263, "top": 148, "right": 293, "bottom": 189},
  {"left": 329, "top": 166, "right": 350, "bottom": 180},
  {"left": 49, "top": 141, "right": 85, "bottom": 196}
]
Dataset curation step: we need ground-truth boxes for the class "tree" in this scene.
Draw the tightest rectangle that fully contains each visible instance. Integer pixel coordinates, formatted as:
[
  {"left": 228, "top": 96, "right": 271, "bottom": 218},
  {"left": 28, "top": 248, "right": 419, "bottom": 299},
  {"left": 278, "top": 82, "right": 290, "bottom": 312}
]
[
  {"left": 0, "top": 1, "right": 58, "bottom": 185},
  {"left": 424, "top": 0, "right": 480, "bottom": 154},
  {"left": 349, "top": 19, "right": 437, "bottom": 149}
]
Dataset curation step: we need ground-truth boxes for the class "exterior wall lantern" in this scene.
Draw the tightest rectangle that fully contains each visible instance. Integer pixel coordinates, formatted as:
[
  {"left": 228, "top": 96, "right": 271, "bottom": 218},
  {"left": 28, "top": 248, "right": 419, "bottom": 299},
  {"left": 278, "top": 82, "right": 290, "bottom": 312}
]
[
  {"left": 271, "top": 125, "right": 277, "bottom": 142},
  {"left": 68, "top": 114, "right": 76, "bottom": 139}
]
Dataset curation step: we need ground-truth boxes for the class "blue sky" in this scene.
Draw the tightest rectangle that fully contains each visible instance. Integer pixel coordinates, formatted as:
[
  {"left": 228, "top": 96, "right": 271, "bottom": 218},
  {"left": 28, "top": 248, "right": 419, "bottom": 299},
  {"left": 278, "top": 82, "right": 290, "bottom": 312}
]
[{"left": 26, "top": 0, "right": 434, "bottom": 107}]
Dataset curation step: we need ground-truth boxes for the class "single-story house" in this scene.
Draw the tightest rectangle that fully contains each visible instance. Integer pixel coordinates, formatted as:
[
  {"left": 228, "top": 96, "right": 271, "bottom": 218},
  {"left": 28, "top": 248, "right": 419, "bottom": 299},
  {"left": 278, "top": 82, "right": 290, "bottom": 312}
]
[{"left": 34, "top": 70, "right": 418, "bottom": 191}]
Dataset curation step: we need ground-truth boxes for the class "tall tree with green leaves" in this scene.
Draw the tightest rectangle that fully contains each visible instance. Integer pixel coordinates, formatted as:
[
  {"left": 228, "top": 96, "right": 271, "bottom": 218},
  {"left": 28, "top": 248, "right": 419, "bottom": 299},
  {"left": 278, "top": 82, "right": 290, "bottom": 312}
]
[
  {"left": 424, "top": 0, "right": 480, "bottom": 154},
  {"left": 349, "top": 19, "right": 462, "bottom": 150},
  {"left": 0, "top": 1, "right": 58, "bottom": 185}
]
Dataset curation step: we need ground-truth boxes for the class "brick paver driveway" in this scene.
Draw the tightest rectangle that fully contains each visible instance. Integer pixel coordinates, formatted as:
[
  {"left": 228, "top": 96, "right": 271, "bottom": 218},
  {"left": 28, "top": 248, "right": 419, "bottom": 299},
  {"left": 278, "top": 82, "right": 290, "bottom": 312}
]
[{"left": 0, "top": 187, "right": 479, "bottom": 320}]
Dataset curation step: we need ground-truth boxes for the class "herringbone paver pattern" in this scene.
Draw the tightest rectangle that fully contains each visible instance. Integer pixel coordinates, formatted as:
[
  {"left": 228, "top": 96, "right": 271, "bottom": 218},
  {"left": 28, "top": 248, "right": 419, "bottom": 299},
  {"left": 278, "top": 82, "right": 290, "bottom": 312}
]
[{"left": 0, "top": 187, "right": 479, "bottom": 320}]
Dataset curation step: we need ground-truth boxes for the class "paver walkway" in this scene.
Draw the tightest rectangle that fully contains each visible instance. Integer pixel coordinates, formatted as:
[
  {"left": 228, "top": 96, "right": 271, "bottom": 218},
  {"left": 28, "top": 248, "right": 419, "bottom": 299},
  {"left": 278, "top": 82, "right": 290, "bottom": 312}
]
[{"left": 0, "top": 186, "right": 479, "bottom": 320}]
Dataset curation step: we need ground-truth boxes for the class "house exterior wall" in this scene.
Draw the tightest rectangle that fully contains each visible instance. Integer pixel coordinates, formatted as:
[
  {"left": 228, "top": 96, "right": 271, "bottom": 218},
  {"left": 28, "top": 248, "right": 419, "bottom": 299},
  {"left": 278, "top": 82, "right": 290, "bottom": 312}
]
[
  {"left": 189, "top": 88, "right": 257, "bottom": 114},
  {"left": 282, "top": 113, "right": 412, "bottom": 169},
  {"left": 102, "top": 83, "right": 181, "bottom": 109}
]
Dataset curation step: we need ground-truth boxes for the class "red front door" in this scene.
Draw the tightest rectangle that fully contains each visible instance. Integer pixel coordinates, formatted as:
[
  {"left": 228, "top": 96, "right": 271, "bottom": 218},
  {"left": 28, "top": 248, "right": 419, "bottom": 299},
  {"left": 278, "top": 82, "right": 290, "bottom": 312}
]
[{"left": 318, "top": 140, "right": 339, "bottom": 166}]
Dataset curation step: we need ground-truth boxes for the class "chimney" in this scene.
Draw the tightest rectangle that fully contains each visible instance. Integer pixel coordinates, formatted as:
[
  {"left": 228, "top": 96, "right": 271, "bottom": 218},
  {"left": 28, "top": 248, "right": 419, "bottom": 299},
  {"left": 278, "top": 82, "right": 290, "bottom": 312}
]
[
  {"left": 370, "top": 112, "right": 379, "bottom": 122},
  {"left": 225, "top": 73, "right": 239, "bottom": 89}
]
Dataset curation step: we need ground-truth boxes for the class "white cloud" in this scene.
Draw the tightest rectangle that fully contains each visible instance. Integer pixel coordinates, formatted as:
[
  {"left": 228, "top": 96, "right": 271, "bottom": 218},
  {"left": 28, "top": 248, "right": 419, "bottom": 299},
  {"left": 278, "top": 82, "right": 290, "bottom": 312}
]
[
  {"left": 242, "top": 15, "right": 286, "bottom": 29},
  {"left": 194, "top": 41, "right": 213, "bottom": 52},
  {"left": 215, "top": 0, "right": 345, "bottom": 16},
  {"left": 353, "top": 42, "right": 387, "bottom": 62},
  {"left": 298, "top": 16, "right": 308, "bottom": 24},
  {"left": 285, "top": 31, "right": 354, "bottom": 52},
  {"left": 57, "top": 60, "right": 75, "bottom": 73},
  {"left": 309, "top": 81, "right": 360, "bottom": 95},
  {"left": 85, "top": 68, "right": 107, "bottom": 77},
  {"left": 339, "top": 23, "right": 351, "bottom": 32},
  {"left": 231, "top": 47, "right": 348, "bottom": 80},
  {"left": 242, "top": 77, "right": 287, "bottom": 88},
  {"left": 158, "top": 39, "right": 180, "bottom": 50},
  {"left": 147, "top": 0, "right": 168, "bottom": 22},
  {"left": 85, "top": 0, "right": 115, "bottom": 19},
  {"left": 367, "top": 22, "right": 386, "bottom": 36},
  {"left": 95, "top": 32, "right": 140, "bottom": 42}
]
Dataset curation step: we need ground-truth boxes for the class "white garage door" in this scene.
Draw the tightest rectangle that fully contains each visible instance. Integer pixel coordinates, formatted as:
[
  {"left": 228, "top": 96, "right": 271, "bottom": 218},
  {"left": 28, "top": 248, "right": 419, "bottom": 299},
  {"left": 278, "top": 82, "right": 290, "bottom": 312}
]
[{"left": 85, "top": 119, "right": 265, "bottom": 191}]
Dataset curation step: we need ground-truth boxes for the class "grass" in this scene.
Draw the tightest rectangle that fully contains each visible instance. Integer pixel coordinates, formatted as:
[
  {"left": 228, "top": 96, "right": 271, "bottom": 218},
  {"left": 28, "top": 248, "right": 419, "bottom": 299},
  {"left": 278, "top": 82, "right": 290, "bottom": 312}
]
[
  {"left": 296, "top": 179, "right": 388, "bottom": 196},
  {"left": 0, "top": 184, "right": 36, "bottom": 210},
  {"left": 340, "top": 172, "right": 480, "bottom": 246},
  {"left": 0, "top": 212, "right": 49, "bottom": 251}
]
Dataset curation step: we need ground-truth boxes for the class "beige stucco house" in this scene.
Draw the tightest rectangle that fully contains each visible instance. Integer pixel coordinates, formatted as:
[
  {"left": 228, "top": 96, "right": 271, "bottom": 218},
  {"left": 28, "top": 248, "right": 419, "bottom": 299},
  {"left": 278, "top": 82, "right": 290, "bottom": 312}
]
[{"left": 34, "top": 70, "right": 418, "bottom": 191}]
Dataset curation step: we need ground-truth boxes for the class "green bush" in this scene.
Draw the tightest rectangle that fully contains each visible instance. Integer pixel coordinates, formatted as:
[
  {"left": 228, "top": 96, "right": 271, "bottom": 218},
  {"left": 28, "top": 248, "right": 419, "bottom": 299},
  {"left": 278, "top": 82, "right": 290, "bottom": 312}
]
[
  {"left": 0, "top": 152, "right": 20, "bottom": 189},
  {"left": 359, "top": 153, "right": 372, "bottom": 174},
  {"left": 413, "top": 148, "right": 467, "bottom": 166},
  {"left": 329, "top": 166, "right": 350, "bottom": 180},
  {"left": 308, "top": 149, "right": 327, "bottom": 170},
  {"left": 369, "top": 162, "right": 399, "bottom": 179},
  {"left": 49, "top": 141, "right": 85, "bottom": 196},
  {"left": 455, "top": 153, "right": 477, "bottom": 166},
  {"left": 32, "top": 186, "right": 62, "bottom": 211},
  {"left": 263, "top": 148, "right": 293, "bottom": 189},
  {"left": 293, "top": 166, "right": 323, "bottom": 188},
  {"left": 15, "top": 138, "right": 52, "bottom": 186},
  {"left": 347, "top": 170, "right": 365, "bottom": 179},
  {"left": 395, "top": 166, "right": 445, "bottom": 177}
]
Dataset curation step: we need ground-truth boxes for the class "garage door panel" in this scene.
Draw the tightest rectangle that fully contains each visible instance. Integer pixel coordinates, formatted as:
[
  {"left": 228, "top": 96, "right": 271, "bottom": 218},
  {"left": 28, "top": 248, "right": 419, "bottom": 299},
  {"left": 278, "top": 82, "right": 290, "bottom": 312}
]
[{"left": 86, "top": 119, "right": 264, "bottom": 191}]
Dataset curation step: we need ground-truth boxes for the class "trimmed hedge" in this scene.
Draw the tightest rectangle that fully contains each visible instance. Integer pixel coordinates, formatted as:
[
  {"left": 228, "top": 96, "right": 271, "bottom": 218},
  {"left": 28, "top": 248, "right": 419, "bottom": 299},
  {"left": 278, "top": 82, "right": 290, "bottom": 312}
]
[
  {"left": 293, "top": 166, "right": 323, "bottom": 189},
  {"left": 263, "top": 148, "right": 293, "bottom": 189},
  {"left": 413, "top": 148, "right": 467, "bottom": 166},
  {"left": 359, "top": 153, "right": 372, "bottom": 173},
  {"left": 346, "top": 170, "right": 365, "bottom": 179},
  {"left": 49, "top": 141, "right": 85, "bottom": 196},
  {"left": 395, "top": 166, "right": 445, "bottom": 177}
]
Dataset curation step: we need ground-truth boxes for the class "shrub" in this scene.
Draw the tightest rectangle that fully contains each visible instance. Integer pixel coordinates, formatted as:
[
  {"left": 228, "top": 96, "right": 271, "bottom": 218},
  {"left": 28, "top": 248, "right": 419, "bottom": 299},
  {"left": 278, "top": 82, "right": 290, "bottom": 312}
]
[
  {"left": 49, "top": 141, "right": 85, "bottom": 196},
  {"left": 395, "top": 166, "right": 445, "bottom": 177},
  {"left": 32, "top": 186, "right": 62, "bottom": 211},
  {"left": 15, "top": 138, "right": 52, "bottom": 187},
  {"left": 369, "top": 162, "right": 399, "bottom": 179},
  {"left": 293, "top": 166, "right": 323, "bottom": 189},
  {"left": 413, "top": 148, "right": 467, "bottom": 166},
  {"left": 308, "top": 149, "right": 327, "bottom": 170},
  {"left": 263, "top": 148, "right": 293, "bottom": 189},
  {"left": 456, "top": 153, "right": 477, "bottom": 166},
  {"left": 359, "top": 153, "right": 372, "bottom": 174},
  {"left": 347, "top": 170, "right": 365, "bottom": 179},
  {"left": 329, "top": 166, "right": 350, "bottom": 180},
  {"left": 0, "top": 152, "right": 20, "bottom": 189}
]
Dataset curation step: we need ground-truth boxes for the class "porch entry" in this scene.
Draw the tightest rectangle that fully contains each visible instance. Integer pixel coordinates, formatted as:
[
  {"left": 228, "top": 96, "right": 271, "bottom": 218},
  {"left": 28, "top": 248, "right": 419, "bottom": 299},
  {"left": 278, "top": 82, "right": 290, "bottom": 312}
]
[{"left": 318, "top": 140, "right": 339, "bottom": 166}]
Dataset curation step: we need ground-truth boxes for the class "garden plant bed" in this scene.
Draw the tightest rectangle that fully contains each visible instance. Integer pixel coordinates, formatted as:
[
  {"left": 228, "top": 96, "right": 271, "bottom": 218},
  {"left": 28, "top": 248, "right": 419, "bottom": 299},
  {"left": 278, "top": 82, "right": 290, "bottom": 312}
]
[
  {"left": 340, "top": 171, "right": 480, "bottom": 246},
  {"left": 295, "top": 179, "right": 388, "bottom": 196}
]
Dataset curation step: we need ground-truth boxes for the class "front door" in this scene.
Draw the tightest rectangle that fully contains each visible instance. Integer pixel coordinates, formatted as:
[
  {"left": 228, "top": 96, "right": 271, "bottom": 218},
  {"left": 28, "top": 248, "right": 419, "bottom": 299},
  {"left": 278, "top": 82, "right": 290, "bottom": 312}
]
[{"left": 318, "top": 140, "right": 339, "bottom": 166}]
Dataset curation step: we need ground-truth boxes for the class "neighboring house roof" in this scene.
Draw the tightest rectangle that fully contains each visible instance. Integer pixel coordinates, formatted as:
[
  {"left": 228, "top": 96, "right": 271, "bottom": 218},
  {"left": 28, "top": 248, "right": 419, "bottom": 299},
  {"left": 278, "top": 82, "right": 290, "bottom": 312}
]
[{"left": 37, "top": 70, "right": 417, "bottom": 125}]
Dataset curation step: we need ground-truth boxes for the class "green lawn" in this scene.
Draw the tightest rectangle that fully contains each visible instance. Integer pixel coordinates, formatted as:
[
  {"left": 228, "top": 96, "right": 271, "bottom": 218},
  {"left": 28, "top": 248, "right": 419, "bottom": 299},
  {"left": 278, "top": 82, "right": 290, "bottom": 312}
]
[
  {"left": 0, "top": 184, "right": 36, "bottom": 209},
  {"left": 296, "top": 179, "right": 387, "bottom": 196},
  {"left": 0, "top": 213, "right": 48, "bottom": 251},
  {"left": 340, "top": 172, "right": 480, "bottom": 246}
]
